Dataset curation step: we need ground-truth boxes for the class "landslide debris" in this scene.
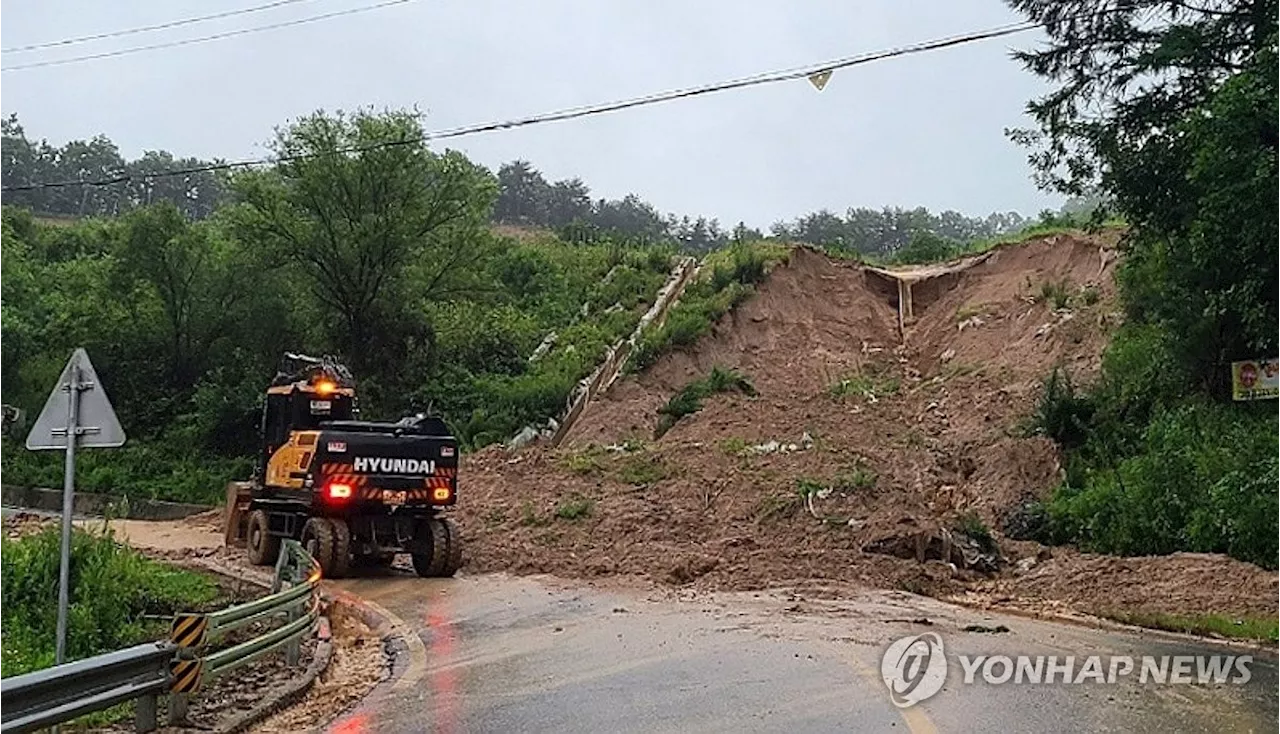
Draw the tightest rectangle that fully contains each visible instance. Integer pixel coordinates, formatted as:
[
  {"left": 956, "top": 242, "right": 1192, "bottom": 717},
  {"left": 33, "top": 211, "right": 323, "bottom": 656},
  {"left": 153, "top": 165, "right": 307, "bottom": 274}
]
[{"left": 455, "top": 234, "right": 1273, "bottom": 621}]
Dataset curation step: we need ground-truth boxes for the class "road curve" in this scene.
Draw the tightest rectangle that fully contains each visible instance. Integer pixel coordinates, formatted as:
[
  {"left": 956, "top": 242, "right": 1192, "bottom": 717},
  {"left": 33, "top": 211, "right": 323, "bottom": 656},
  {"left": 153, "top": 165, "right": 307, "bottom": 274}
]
[{"left": 326, "top": 573, "right": 1276, "bottom": 734}]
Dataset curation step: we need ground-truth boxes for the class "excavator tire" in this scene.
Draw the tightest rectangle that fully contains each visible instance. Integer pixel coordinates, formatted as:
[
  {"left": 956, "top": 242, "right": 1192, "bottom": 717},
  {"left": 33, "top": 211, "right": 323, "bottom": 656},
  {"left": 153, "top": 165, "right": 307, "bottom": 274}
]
[
  {"left": 329, "top": 518, "right": 352, "bottom": 579},
  {"left": 245, "top": 510, "right": 280, "bottom": 566},
  {"left": 437, "top": 517, "right": 463, "bottom": 577},
  {"left": 411, "top": 517, "right": 462, "bottom": 578},
  {"left": 411, "top": 517, "right": 450, "bottom": 578},
  {"left": 302, "top": 518, "right": 338, "bottom": 578}
]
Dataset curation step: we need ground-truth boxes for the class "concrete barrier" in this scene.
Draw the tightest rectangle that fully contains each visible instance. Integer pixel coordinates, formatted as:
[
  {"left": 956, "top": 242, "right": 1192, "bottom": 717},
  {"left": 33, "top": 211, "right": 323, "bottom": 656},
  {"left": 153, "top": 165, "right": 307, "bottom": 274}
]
[{"left": 548, "top": 256, "right": 699, "bottom": 447}]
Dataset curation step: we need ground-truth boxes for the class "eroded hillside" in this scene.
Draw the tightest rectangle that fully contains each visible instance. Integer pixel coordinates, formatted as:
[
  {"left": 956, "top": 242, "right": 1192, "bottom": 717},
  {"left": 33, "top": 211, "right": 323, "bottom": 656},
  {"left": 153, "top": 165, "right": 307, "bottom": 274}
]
[{"left": 456, "top": 235, "right": 1276, "bottom": 621}]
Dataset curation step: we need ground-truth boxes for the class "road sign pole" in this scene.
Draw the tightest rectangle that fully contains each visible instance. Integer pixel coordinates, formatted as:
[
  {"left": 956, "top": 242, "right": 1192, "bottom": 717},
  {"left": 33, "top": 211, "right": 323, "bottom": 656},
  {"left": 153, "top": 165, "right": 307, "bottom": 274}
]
[{"left": 54, "top": 362, "right": 82, "bottom": 667}]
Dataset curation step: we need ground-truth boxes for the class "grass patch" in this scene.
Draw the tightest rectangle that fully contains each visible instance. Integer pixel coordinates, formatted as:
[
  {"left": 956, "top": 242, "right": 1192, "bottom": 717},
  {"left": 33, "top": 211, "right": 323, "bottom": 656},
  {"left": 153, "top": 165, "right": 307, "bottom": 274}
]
[
  {"left": 829, "top": 363, "right": 900, "bottom": 402},
  {"left": 834, "top": 463, "right": 878, "bottom": 492},
  {"left": 519, "top": 501, "right": 551, "bottom": 527},
  {"left": 561, "top": 446, "right": 606, "bottom": 475},
  {"left": 614, "top": 453, "right": 669, "bottom": 485},
  {"left": 795, "top": 477, "right": 825, "bottom": 497},
  {"left": 1100, "top": 611, "right": 1279, "bottom": 643},
  {"left": 719, "top": 437, "right": 749, "bottom": 456},
  {"left": 754, "top": 492, "right": 803, "bottom": 524},
  {"left": 941, "top": 362, "right": 982, "bottom": 380},
  {"left": 554, "top": 494, "right": 594, "bottom": 521},
  {"left": 1038, "top": 279, "right": 1073, "bottom": 310},
  {"left": 656, "top": 366, "right": 757, "bottom": 437},
  {"left": 954, "top": 303, "right": 991, "bottom": 322},
  {"left": 2, "top": 526, "right": 218, "bottom": 677}
]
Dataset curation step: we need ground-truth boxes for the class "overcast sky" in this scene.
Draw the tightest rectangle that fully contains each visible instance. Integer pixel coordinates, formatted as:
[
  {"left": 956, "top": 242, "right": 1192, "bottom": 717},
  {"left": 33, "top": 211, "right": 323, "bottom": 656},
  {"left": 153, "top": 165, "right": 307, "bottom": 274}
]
[{"left": 1, "top": 0, "right": 1061, "bottom": 228}]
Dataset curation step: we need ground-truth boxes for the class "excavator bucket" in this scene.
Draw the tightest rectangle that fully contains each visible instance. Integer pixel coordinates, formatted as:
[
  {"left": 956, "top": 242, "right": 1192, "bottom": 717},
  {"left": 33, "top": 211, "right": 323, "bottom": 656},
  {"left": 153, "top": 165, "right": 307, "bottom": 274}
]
[{"left": 224, "top": 481, "right": 254, "bottom": 548}]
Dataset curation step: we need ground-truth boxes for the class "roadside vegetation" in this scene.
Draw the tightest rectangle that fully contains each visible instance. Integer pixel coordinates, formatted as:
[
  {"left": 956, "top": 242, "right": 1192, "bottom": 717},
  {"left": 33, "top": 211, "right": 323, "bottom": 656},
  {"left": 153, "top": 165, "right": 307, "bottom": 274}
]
[
  {"left": 1, "top": 526, "right": 217, "bottom": 676},
  {"left": 1013, "top": 2, "right": 1277, "bottom": 570},
  {"left": 1, "top": 111, "right": 677, "bottom": 503},
  {"left": 1099, "top": 610, "right": 1279, "bottom": 644}
]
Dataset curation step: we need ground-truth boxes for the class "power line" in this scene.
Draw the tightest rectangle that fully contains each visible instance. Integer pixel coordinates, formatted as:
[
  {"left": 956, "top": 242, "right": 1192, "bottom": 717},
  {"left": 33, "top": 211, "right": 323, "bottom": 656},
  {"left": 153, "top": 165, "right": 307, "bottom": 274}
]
[
  {"left": 0, "top": 20, "right": 1039, "bottom": 193},
  {"left": 2, "top": 0, "right": 324, "bottom": 54},
  {"left": 1, "top": 0, "right": 415, "bottom": 72}
]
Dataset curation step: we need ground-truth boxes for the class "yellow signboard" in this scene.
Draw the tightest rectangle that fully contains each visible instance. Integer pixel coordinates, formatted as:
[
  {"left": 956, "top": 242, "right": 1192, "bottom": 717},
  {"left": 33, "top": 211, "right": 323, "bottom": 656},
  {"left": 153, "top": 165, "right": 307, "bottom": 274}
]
[{"left": 1231, "top": 358, "right": 1279, "bottom": 401}]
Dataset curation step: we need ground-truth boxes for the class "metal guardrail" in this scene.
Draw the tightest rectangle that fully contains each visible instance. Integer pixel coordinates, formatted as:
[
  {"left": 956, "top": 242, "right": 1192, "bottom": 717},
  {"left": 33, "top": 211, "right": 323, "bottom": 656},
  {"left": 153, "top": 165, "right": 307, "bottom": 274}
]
[
  {"left": 0, "top": 540, "right": 323, "bottom": 733},
  {"left": 0, "top": 642, "right": 173, "bottom": 734}
]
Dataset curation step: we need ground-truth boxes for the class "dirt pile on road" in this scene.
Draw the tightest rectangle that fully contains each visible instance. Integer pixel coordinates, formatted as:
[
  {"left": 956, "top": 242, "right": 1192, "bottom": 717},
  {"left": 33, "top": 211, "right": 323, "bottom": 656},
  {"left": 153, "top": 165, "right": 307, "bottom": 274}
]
[
  {"left": 460, "top": 234, "right": 1271, "bottom": 620},
  {"left": 956, "top": 550, "right": 1280, "bottom": 619},
  {"left": 3, "top": 511, "right": 54, "bottom": 538}
]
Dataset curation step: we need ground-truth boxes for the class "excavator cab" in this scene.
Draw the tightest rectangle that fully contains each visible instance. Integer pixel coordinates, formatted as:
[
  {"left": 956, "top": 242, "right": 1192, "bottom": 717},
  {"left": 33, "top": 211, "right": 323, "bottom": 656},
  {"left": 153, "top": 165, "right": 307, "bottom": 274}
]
[{"left": 257, "top": 354, "right": 358, "bottom": 480}]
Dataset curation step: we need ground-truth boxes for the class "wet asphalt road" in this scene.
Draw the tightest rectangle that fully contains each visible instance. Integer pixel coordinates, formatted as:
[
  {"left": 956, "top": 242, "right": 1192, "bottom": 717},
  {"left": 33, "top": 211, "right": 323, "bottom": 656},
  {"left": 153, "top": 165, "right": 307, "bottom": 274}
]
[{"left": 325, "top": 573, "right": 1276, "bottom": 734}]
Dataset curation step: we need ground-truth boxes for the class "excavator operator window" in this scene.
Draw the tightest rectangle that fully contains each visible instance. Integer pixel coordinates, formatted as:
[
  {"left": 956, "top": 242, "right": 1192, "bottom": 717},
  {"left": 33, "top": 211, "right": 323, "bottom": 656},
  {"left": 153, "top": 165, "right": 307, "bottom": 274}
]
[{"left": 290, "top": 389, "right": 354, "bottom": 430}]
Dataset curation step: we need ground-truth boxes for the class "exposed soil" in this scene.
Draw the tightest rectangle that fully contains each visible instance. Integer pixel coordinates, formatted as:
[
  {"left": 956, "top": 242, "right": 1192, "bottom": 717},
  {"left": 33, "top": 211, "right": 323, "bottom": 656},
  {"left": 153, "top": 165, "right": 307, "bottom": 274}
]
[
  {"left": 253, "top": 604, "right": 387, "bottom": 734},
  {"left": 454, "top": 235, "right": 1277, "bottom": 622},
  {"left": 955, "top": 549, "right": 1280, "bottom": 619}
]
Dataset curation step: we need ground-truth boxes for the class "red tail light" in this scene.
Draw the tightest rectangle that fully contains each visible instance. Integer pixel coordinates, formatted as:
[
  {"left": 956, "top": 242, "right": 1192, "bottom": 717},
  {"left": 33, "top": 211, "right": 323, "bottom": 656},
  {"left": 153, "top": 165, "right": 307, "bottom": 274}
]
[{"left": 326, "top": 482, "right": 353, "bottom": 500}]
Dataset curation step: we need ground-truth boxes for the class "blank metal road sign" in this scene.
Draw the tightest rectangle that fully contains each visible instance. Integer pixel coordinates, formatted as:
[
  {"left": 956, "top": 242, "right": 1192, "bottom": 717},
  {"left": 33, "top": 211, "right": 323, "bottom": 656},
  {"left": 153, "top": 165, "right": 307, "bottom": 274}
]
[{"left": 26, "top": 348, "right": 126, "bottom": 450}]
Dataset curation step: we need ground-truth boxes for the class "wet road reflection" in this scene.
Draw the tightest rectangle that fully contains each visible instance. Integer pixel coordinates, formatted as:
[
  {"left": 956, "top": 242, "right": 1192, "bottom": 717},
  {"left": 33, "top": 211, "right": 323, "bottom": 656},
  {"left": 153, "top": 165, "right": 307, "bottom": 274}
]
[{"left": 325, "top": 574, "right": 1277, "bottom": 734}]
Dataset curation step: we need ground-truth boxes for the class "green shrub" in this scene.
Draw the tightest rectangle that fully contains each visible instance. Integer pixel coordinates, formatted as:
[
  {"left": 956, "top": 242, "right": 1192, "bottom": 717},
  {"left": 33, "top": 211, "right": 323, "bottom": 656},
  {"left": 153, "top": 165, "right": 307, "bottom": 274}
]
[
  {"left": 2, "top": 527, "right": 217, "bottom": 676},
  {"left": 1, "top": 438, "right": 251, "bottom": 505},
  {"left": 834, "top": 463, "right": 878, "bottom": 491},
  {"left": 1028, "top": 367, "right": 1095, "bottom": 449},
  {"left": 656, "top": 367, "right": 756, "bottom": 437},
  {"left": 554, "top": 494, "right": 594, "bottom": 521},
  {"left": 953, "top": 511, "right": 997, "bottom": 554},
  {"left": 614, "top": 453, "right": 668, "bottom": 485},
  {"left": 1045, "top": 400, "right": 1277, "bottom": 568}
]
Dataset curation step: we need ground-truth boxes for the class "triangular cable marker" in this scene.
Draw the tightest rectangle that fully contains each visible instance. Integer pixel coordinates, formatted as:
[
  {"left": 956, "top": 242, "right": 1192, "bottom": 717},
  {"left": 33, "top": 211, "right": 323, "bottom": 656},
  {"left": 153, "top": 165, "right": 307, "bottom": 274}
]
[{"left": 808, "top": 69, "right": 833, "bottom": 91}]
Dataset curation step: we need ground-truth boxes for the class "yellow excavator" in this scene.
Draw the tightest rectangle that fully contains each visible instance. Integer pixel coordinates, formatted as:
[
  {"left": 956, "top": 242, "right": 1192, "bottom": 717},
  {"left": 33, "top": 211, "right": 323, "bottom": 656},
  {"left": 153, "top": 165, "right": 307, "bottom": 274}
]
[{"left": 225, "top": 353, "right": 462, "bottom": 578}]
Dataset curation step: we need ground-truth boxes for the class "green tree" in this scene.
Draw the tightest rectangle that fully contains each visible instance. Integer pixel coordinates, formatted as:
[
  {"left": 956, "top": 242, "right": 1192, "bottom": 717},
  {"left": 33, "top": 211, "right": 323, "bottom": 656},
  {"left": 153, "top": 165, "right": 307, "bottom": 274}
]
[
  {"left": 493, "top": 160, "right": 550, "bottom": 225},
  {"left": 892, "top": 231, "right": 961, "bottom": 265},
  {"left": 230, "top": 109, "right": 498, "bottom": 394},
  {"left": 1008, "top": 0, "right": 1278, "bottom": 393},
  {"left": 115, "top": 204, "right": 259, "bottom": 387}
]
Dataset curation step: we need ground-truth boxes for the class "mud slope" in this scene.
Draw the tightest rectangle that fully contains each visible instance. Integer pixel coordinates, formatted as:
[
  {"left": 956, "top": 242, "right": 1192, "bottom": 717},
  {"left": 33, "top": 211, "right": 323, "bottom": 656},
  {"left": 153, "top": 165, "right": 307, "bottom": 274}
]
[
  {"left": 566, "top": 247, "right": 900, "bottom": 446},
  {"left": 458, "top": 234, "right": 1276, "bottom": 621}
]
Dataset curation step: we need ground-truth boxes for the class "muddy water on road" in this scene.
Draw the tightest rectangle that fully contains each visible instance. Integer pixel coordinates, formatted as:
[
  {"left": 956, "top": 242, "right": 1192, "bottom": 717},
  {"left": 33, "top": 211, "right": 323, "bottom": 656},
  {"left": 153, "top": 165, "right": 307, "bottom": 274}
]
[{"left": 326, "top": 573, "right": 1277, "bottom": 734}]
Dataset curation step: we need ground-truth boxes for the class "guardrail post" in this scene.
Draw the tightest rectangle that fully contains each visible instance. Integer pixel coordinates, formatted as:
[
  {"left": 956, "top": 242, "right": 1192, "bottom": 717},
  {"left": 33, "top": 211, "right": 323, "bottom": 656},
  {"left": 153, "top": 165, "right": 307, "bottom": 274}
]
[
  {"left": 135, "top": 692, "right": 158, "bottom": 732},
  {"left": 168, "top": 692, "right": 189, "bottom": 725},
  {"left": 284, "top": 603, "right": 301, "bottom": 667}
]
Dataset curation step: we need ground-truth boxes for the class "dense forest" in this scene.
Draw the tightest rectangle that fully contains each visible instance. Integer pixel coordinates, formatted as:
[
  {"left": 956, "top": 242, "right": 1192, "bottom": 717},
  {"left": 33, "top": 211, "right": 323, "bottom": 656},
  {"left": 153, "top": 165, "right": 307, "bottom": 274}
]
[
  {"left": 1, "top": 109, "right": 692, "bottom": 500},
  {"left": 3, "top": 114, "right": 1054, "bottom": 258}
]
